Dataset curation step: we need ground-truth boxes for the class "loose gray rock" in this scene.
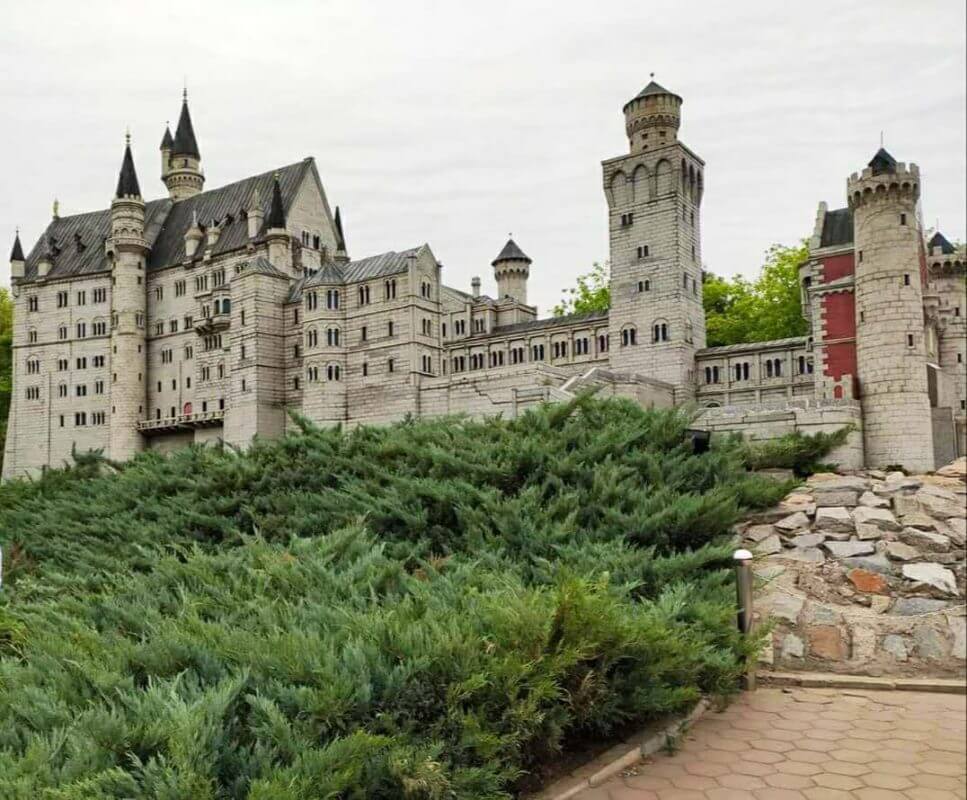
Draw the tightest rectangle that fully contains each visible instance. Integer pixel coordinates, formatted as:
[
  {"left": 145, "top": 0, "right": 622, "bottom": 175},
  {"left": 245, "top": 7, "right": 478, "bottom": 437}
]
[
  {"left": 775, "top": 511, "right": 811, "bottom": 532},
  {"left": 892, "top": 494, "right": 921, "bottom": 517},
  {"left": 859, "top": 491, "right": 890, "bottom": 508},
  {"left": 781, "top": 633, "right": 804, "bottom": 659},
  {"left": 881, "top": 634, "right": 909, "bottom": 661},
  {"left": 754, "top": 564, "right": 786, "bottom": 581},
  {"left": 885, "top": 541, "right": 920, "bottom": 561},
  {"left": 773, "top": 547, "right": 825, "bottom": 564},
  {"left": 891, "top": 597, "right": 949, "bottom": 615},
  {"left": 899, "top": 528, "right": 951, "bottom": 552},
  {"left": 791, "top": 532, "right": 825, "bottom": 549},
  {"left": 917, "top": 490, "right": 966, "bottom": 520},
  {"left": 809, "top": 475, "right": 868, "bottom": 492},
  {"left": 855, "top": 523, "right": 884, "bottom": 541},
  {"left": 949, "top": 616, "right": 966, "bottom": 661},
  {"left": 815, "top": 507, "right": 854, "bottom": 533},
  {"left": 930, "top": 550, "right": 965, "bottom": 565},
  {"left": 823, "top": 540, "right": 875, "bottom": 559},
  {"left": 948, "top": 518, "right": 967, "bottom": 547},
  {"left": 913, "top": 626, "right": 949, "bottom": 660},
  {"left": 842, "top": 554, "right": 895, "bottom": 576},
  {"left": 852, "top": 506, "right": 901, "bottom": 532},
  {"left": 745, "top": 524, "right": 776, "bottom": 543},
  {"left": 814, "top": 490, "right": 859, "bottom": 508},
  {"left": 902, "top": 563, "right": 960, "bottom": 595},
  {"left": 754, "top": 534, "right": 783, "bottom": 556},
  {"left": 903, "top": 513, "right": 941, "bottom": 531},
  {"left": 807, "top": 604, "right": 842, "bottom": 625}
]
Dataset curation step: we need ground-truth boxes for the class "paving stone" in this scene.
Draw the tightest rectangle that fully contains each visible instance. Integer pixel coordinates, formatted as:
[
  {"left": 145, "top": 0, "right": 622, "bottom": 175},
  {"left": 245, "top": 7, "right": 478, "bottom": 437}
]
[
  {"left": 754, "top": 564, "right": 787, "bottom": 581},
  {"left": 775, "top": 511, "right": 811, "bottom": 532},
  {"left": 855, "top": 522, "right": 884, "bottom": 541},
  {"left": 884, "top": 541, "right": 920, "bottom": 561},
  {"left": 899, "top": 528, "right": 951, "bottom": 552},
  {"left": 806, "top": 604, "right": 842, "bottom": 625},
  {"left": 891, "top": 494, "right": 920, "bottom": 517},
  {"left": 772, "top": 547, "right": 824, "bottom": 564},
  {"left": 901, "top": 563, "right": 959, "bottom": 596},
  {"left": 858, "top": 491, "right": 890, "bottom": 508},
  {"left": 778, "top": 493, "right": 816, "bottom": 517},
  {"left": 808, "top": 475, "right": 868, "bottom": 492},
  {"left": 852, "top": 505, "right": 901, "bottom": 531},
  {"left": 754, "top": 534, "right": 783, "bottom": 556},
  {"left": 766, "top": 594, "right": 804, "bottom": 624},
  {"left": 790, "top": 532, "right": 825, "bottom": 549},
  {"left": 890, "top": 597, "right": 950, "bottom": 616},
  {"left": 913, "top": 626, "right": 949, "bottom": 660},
  {"left": 847, "top": 568, "right": 889, "bottom": 594},
  {"left": 780, "top": 633, "right": 804, "bottom": 659},
  {"left": 746, "top": 523, "right": 777, "bottom": 543},
  {"left": 814, "top": 507, "right": 854, "bottom": 533},
  {"left": 881, "top": 634, "right": 909, "bottom": 660},
  {"left": 808, "top": 625, "right": 847, "bottom": 660},
  {"left": 823, "top": 540, "right": 874, "bottom": 558},
  {"left": 870, "top": 595, "right": 892, "bottom": 614}
]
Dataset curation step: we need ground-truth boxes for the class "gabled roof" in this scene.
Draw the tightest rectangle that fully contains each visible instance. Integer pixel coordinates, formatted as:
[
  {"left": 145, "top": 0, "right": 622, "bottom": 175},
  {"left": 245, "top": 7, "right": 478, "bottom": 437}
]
[
  {"left": 115, "top": 140, "right": 141, "bottom": 198},
  {"left": 492, "top": 309, "right": 609, "bottom": 336},
  {"left": 928, "top": 231, "right": 956, "bottom": 255},
  {"left": 21, "top": 158, "right": 313, "bottom": 281},
  {"left": 172, "top": 97, "right": 200, "bottom": 158},
  {"left": 819, "top": 207, "right": 853, "bottom": 248},
  {"left": 492, "top": 238, "right": 531, "bottom": 265},
  {"left": 10, "top": 231, "right": 24, "bottom": 262},
  {"left": 239, "top": 256, "right": 289, "bottom": 280},
  {"left": 301, "top": 245, "right": 428, "bottom": 290},
  {"left": 868, "top": 147, "right": 897, "bottom": 175}
]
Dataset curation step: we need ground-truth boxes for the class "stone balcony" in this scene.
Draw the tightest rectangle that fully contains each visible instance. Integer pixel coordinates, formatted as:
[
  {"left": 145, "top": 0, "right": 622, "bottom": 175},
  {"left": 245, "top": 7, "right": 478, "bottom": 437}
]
[
  {"left": 137, "top": 409, "right": 225, "bottom": 435},
  {"left": 193, "top": 311, "right": 230, "bottom": 334}
]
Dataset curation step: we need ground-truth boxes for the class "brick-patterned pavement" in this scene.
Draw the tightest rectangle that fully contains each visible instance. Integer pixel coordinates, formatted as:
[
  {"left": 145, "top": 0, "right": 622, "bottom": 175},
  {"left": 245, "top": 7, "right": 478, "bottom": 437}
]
[{"left": 577, "top": 687, "right": 966, "bottom": 800}]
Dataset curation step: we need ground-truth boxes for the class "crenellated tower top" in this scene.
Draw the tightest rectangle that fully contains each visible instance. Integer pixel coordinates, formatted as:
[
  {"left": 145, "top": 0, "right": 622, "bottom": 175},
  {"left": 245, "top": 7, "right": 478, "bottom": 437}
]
[
  {"left": 847, "top": 148, "right": 920, "bottom": 210},
  {"left": 622, "top": 78, "right": 682, "bottom": 154}
]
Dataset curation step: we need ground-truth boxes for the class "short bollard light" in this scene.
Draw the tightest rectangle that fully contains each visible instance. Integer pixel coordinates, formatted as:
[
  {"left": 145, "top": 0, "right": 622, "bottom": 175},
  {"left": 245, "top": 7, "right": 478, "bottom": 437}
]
[{"left": 733, "top": 548, "right": 756, "bottom": 690}]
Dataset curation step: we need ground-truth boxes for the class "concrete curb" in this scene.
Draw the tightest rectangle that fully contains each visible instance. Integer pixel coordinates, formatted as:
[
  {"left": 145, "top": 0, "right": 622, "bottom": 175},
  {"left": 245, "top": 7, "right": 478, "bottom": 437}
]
[
  {"left": 530, "top": 698, "right": 710, "bottom": 800},
  {"left": 759, "top": 669, "right": 967, "bottom": 694}
]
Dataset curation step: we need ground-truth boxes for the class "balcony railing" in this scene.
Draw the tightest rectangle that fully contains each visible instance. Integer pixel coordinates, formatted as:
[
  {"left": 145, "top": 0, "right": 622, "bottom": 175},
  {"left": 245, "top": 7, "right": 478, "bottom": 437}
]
[{"left": 137, "top": 409, "right": 225, "bottom": 434}]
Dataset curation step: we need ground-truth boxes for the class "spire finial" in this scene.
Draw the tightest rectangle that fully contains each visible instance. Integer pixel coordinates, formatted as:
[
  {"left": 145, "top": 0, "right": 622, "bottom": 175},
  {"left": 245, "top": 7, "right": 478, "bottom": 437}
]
[
  {"left": 52, "top": 198, "right": 60, "bottom": 219},
  {"left": 650, "top": 71, "right": 655, "bottom": 78},
  {"left": 183, "top": 78, "right": 188, "bottom": 102},
  {"left": 880, "top": 130, "right": 884, "bottom": 148},
  {"left": 125, "top": 126, "right": 131, "bottom": 146}
]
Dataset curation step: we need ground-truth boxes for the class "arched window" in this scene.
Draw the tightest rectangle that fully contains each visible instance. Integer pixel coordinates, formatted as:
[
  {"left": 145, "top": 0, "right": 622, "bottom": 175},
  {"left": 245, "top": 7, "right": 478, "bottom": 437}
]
[
  {"left": 327, "top": 327, "right": 340, "bottom": 347},
  {"left": 621, "top": 326, "right": 637, "bottom": 347},
  {"left": 773, "top": 358, "right": 782, "bottom": 377},
  {"left": 705, "top": 366, "right": 712, "bottom": 384},
  {"left": 327, "top": 364, "right": 341, "bottom": 381},
  {"left": 766, "top": 360, "right": 773, "bottom": 378},
  {"left": 306, "top": 328, "right": 318, "bottom": 348}
]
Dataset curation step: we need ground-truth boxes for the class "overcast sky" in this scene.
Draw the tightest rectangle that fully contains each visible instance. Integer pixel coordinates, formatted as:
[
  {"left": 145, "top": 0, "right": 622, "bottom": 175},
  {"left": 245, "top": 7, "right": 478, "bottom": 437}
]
[{"left": 2, "top": 0, "right": 964, "bottom": 314}]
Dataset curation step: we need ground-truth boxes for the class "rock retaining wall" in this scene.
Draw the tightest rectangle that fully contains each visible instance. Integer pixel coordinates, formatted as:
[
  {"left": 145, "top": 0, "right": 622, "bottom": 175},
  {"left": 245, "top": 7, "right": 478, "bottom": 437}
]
[{"left": 742, "top": 457, "right": 966, "bottom": 677}]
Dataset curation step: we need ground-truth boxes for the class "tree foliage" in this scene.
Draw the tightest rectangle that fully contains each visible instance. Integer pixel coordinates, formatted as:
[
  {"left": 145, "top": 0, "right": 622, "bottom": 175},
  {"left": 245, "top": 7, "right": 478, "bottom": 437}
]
[
  {"left": 0, "top": 397, "right": 815, "bottom": 798},
  {"left": 552, "top": 243, "right": 810, "bottom": 348}
]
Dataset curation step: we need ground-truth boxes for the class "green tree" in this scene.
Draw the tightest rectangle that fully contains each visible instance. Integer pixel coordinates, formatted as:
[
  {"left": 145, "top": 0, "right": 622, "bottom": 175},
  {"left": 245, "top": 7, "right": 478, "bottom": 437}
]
[
  {"left": 553, "top": 261, "right": 610, "bottom": 316},
  {"left": 553, "top": 242, "right": 809, "bottom": 347}
]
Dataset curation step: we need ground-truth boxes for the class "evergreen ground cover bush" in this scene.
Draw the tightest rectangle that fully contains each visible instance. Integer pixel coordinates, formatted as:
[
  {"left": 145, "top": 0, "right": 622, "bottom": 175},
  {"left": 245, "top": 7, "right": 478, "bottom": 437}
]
[{"left": 0, "top": 397, "right": 800, "bottom": 799}]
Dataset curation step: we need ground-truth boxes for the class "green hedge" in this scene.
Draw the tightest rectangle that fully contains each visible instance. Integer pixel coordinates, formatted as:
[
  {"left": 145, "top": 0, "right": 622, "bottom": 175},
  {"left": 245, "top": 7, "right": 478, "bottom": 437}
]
[{"left": 0, "top": 397, "right": 795, "bottom": 799}]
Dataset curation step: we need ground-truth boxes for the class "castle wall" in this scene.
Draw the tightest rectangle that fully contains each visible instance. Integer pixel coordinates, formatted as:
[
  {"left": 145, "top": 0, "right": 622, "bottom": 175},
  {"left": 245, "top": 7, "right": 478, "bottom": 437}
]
[{"left": 695, "top": 338, "right": 814, "bottom": 407}]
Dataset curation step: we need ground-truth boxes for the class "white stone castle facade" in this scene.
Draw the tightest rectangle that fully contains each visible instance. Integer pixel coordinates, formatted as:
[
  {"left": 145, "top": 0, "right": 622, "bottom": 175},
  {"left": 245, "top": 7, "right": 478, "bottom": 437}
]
[{"left": 5, "top": 83, "right": 965, "bottom": 479}]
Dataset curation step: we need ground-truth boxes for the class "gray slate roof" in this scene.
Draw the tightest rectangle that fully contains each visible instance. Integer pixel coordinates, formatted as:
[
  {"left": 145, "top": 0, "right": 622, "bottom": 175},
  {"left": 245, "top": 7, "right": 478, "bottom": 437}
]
[
  {"left": 696, "top": 336, "right": 808, "bottom": 357},
  {"left": 492, "top": 309, "right": 608, "bottom": 336},
  {"left": 21, "top": 158, "right": 313, "bottom": 281},
  {"left": 291, "top": 245, "right": 429, "bottom": 299},
  {"left": 172, "top": 98, "right": 200, "bottom": 158},
  {"left": 492, "top": 238, "right": 531, "bottom": 265},
  {"left": 239, "top": 256, "right": 289, "bottom": 279},
  {"left": 868, "top": 147, "right": 897, "bottom": 175},
  {"left": 820, "top": 207, "right": 853, "bottom": 248},
  {"left": 9, "top": 231, "right": 24, "bottom": 262},
  {"left": 928, "top": 231, "right": 956, "bottom": 255},
  {"left": 115, "top": 142, "right": 141, "bottom": 198}
]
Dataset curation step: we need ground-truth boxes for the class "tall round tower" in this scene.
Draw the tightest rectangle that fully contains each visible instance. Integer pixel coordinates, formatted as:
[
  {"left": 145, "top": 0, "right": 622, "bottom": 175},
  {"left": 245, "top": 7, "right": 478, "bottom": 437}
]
[
  {"left": 162, "top": 90, "right": 204, "bottom": 200},
  {"left": 848, "top": 148, "right": 934, "bottom": 471},
  {"left": 108, "top": 134, "right": 149, "bottom": 461},
  {"left": 492, "top": 238, "right": 531, "bottom": 304},
  {"left": 622, "top": 79, "right": 682, "bottom": 154}
]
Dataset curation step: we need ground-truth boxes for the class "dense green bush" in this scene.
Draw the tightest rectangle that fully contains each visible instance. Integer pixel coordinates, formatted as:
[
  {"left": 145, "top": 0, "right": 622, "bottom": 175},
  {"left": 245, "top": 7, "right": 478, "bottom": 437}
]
[
  {"left": 0, "top": 397, "right": 793, "bottom": 799},
  {"left": 738, "top": 426, "right": 853, "bottom": 477}
]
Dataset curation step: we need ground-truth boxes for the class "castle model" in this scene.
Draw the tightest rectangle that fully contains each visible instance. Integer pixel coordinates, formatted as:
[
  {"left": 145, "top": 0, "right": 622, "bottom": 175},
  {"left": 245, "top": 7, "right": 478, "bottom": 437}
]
[{"left": 5, "top": 82, "right": 965, "bottom": 479}]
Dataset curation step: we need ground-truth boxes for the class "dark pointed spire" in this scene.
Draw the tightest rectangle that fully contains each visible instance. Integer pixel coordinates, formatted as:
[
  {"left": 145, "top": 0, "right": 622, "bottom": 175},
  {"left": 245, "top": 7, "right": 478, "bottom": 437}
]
[
  {"left": 492, "top": 238, "right": 532, "bottom": 266},
  {"left": 115, "top": 133, "right": 142, "bottom": 198},
  {"left": 334, "top": 206, "right": 346, "bottom": 251},
  {"left": 10, "top": 229, "right": 24, "bottom": 262},
  {"left": 160, "top": 123, "right": 173, "bottom": 150},
  {"left": 868, "top": 147, "right": 897, "bottom": 175},
  {"left": 267, "top": 173, "right": 286, "bottom": 229},
  {"left": 172, "top": 90, "right": 200, "bottom": 158},
  {"left": 928, "top": 231, "right": 955, "bottom": 255}
]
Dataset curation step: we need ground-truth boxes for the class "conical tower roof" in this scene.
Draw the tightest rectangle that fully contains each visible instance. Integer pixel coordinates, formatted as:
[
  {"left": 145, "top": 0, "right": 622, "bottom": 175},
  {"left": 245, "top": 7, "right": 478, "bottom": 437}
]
[
  {"left": 172, "top": 93, "right": 200, "bottom": 158},
  {"left": 10, "top": 229, "right": 24, "bottom": 262},
  {"left": 267, "top": 173, "right": 286, "bottom": 229},
  {"left": 928, "top": 231, "right": 955, "bottom": 255},
  {"left": 115, "top": 136, "right": 142, "bottom": 198},
  {"left": 631, "top": 79, "right": 680, "bottom": 101},
  {"left": 160, "top": 124, "right": 173, "bottom": 150},
  {"left": 492, "top": 238, "right": 531, "bottom": 266},
  {"left": 868, "top": 147, "right": 897, "bottom": 175},
  {"left": 334, "top": 206, "right": 346, "bottom": 251}
]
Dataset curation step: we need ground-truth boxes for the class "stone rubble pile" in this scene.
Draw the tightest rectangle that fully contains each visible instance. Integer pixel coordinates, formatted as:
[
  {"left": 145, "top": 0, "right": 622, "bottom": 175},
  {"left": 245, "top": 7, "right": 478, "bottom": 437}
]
[{"left": 742, "top": 457, "right": 966, "bottom": 676}]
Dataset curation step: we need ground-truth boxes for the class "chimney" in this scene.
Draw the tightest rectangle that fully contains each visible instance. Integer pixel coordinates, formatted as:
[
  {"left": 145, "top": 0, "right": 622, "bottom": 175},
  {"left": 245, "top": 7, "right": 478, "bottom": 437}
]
[{"left": 471, "top": 276, "right": 481, "bottom": 298}]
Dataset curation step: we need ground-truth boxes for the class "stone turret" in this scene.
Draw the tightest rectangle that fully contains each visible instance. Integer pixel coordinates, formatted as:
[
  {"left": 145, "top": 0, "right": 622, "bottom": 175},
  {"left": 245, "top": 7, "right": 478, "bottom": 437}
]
[
  {"left": 9, "top": 229, "right": 24, "bottom": 281},
  {"left": 492, "top": 238, "right": 531, "bottom": 304},
  {"left": 162, "top": 90, "right": 204, "bottom": 200},
  {"left": 184, "top": 210, "right": 203, "bottom": 259},
  {"left": 848, "top": 148, "right": 934, "bottom": 471},
  {"left": 623, "top": 79, "right": 682, "bottom": 154},
  {"left": 247, "top": 188, "right": 264, "bottom": 240},
  {"left": 108, "top": 134, "right": 149, "bottom": 461}
]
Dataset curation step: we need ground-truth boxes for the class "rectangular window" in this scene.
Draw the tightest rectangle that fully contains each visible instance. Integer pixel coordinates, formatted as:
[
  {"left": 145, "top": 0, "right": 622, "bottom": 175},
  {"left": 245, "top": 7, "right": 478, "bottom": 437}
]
[
  {"left": 903, "top": 274, "right": 910, "bottom": 286},
  {"left": 907, "top": 334, "right": 914, "bottom": 347},
  {"left": 900, "top": 213, "right": 907, "bottom": 225},
  {"left": 636, "top": 245, "right": 649, "bottom": 259}
]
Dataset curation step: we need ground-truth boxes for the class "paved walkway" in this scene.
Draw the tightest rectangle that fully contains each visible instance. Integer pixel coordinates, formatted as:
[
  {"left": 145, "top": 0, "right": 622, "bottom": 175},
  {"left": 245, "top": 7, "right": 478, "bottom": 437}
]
[{"left": 577, "top": 687, "right": 966, "bottom": 800}]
